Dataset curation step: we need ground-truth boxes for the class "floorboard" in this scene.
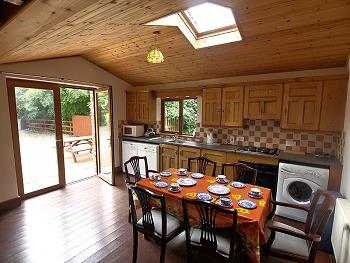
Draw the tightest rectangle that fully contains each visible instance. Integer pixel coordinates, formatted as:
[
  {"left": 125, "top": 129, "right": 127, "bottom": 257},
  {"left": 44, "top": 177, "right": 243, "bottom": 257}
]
[{"left": 0, "top": 175, "right": 334, "bottom": 263}]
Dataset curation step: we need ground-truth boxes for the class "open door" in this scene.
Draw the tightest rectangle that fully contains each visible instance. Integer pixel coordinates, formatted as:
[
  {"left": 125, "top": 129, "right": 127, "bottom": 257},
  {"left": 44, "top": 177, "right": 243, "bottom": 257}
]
[{"left": 95, "top": 87, "right": 115, "bottom": 185}]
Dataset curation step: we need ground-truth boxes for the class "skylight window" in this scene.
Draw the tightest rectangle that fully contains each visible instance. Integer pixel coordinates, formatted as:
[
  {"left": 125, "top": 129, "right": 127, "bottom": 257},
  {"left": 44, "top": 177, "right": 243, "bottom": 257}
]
[
  {"left": 184, "top": 2, "right": 236, "bottom": 34},
  {"left": 145, "top": 2, "right": 242, "bottom": 49}
]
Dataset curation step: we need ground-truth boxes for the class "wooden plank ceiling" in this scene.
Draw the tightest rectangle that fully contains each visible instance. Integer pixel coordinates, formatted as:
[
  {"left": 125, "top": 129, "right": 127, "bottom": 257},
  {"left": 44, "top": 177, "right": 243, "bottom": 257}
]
[{"left": 0, "top": 0, "right": 350, "bottom": 86}]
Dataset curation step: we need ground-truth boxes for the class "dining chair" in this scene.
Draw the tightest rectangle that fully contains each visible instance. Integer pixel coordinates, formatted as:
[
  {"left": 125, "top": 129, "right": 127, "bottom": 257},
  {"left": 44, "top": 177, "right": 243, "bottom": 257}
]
[
  {"left": 221, "top": 163, "right": 258, "bottom": 184},
  {"left": 262, "top": 190, "right": 336, "bottom": 263},
  {"left": 124, "top": 156, "right": 159, "bottom": 222},
  {"left": 187, "top": 156, "right": 217, "bottom": 177},
  {"left": 124, "top": 156, "right": 158, "bottom": 184},
  {"left": 182, "top": 197, "right": 242, "bottom": 263},
  {"left": 127, "top": 184, "right": 185, "bottom": 263}
]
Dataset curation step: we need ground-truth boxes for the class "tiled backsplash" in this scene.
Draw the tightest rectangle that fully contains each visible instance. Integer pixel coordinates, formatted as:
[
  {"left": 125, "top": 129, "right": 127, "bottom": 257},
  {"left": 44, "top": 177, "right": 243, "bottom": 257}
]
[{"left": 149, "top": 120, "right": 340, "bottom": 156}]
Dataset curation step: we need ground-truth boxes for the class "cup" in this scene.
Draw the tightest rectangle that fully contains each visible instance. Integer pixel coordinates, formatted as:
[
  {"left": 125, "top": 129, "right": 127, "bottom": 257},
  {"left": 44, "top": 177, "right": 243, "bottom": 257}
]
[
  {"left": 178, "top": 168, "right": 186, "bottom": 175},
  {"left": 170, "top": 183, "right": 180, "bottom": 191},
  {"left": 220, "top": 196, "right": 231, "bottom": 206},
  {"left": 217, "top": 174, "right": 226, "bottom": 182},
  {"left": 250, "top": 187, "right": 261, "bottom": 196}
]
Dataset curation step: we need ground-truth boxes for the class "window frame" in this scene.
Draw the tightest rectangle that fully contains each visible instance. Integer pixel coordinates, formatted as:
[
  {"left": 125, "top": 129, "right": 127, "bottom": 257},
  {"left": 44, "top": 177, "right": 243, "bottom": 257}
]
[{"left": 161, "top": 97, "right": 197, "bottom": 135}]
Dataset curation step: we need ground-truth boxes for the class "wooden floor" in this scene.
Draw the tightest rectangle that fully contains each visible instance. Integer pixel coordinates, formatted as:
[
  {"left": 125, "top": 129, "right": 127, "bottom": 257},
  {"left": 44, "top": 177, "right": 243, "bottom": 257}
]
[{"left": 0, "top": 176, "right": 334, "bottom": 263}]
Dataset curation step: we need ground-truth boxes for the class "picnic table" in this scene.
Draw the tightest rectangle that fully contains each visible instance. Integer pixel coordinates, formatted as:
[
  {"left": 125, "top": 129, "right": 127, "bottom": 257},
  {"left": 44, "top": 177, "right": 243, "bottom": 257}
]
[{"left": 63, "top": 136, "right": 93, "bottom": 162}]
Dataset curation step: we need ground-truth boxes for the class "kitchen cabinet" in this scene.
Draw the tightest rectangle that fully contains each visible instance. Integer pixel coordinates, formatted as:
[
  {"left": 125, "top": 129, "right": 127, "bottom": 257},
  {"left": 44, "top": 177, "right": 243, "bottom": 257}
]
[
  {"left": 202, "top": 86, "right": 244, "bottom": 127},
  {"left": 244, "top": 84, "right": 283, "bottom": 120},
  {"left": 221, "top": 86, "right": 244, "bottom": 126},
  {"left": 178, "top": 146, "right": 201, "bottom": 170},
  {"left": 281, "top": 81, "right": 323, "bottom": 130},
  {"left": 159, "top": 144, "right": 178, "bottom": 170},
  {"left": 202, "top": 88, "right": 222, "bottom": 126},
  {"left": 319, "top": 79, "right": 348, "bottom": 132},
  {"left": 126, "top": 91, "right": 156, "bottom": 123},
  {"left": 201, "top": 149, "right": 226, "bottom": 177}
]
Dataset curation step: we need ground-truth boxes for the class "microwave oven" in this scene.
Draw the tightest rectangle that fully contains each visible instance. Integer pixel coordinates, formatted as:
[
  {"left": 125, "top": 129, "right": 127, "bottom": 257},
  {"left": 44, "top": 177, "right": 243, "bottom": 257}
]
[{"left": 123, "top": 125, "right": 144, "bottom": 137}]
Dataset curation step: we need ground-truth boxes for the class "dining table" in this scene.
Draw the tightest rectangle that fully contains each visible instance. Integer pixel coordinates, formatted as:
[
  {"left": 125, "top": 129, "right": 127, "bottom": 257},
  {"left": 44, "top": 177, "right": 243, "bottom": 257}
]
[{"left": 137, "top": 168, "right": 272, "bottom": 263}]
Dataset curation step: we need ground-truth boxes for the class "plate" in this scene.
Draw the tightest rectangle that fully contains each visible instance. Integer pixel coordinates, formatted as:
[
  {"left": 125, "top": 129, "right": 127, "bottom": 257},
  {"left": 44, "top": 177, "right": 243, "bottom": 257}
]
[
  {"left": 230, "top": 181, "right": 246, "bottom": 188},
  {"left": 160, "top": 171, "right": 172, "bottom": 177},
  {"left": 197, "top": 192, "right": 213, "bottom": 201},
  {"left": 176, "top": 178, "right": 197, "bottom": 187},
  {"left": 238, "top": 199, "right": 257, "bottom": 209},
  {"left": 217, "top": 197, "right": 233, "bottom": 208},
  {"left": 216, "top": 178, "right": 229, "bottom": 184},
  {"left": 207, "top": 184, "right": 231, "bottom": 195},
  {"left": 176, "top": 171, "right": 187, "bottom": 176},
  {"left": 191, "top": 173, "right": 204, "bottom": 179},
  {"left": 155, "top": 181, "right": 169, "bottom": 188},
  {"left": 248, "top": 191, "right": 263, "bottom": 199},
  {"left": 168, "top": 187, "right": 182, "bottom": 193}
]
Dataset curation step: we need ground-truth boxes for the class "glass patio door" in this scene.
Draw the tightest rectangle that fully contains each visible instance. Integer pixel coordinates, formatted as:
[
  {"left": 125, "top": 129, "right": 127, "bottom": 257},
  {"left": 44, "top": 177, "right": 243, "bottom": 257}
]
[
  {"left": 95, "top": 88, "right": 115, "bottom": 185},
  {"left": 7, "top": 79, "right": 65, "bottom": 197}
]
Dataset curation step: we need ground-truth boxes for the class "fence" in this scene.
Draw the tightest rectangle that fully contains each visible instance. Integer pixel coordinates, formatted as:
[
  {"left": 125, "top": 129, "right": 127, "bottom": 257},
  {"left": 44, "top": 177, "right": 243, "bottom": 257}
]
[
  {"left": 164, "top": 117, "right": 179, "bottom": 132},
  {"left": 26, "top": 119, "right": 73, "bottom": 134}
]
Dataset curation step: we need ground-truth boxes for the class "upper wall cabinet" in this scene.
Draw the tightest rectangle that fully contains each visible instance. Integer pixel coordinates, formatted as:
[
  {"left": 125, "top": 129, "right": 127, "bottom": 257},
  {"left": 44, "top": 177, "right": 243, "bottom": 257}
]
[
  {"left": 126, "top": 91, "right": 156, "bottom": 124},
  {"left": 244, "top": 84, "right": 283, "bottom": 120},
  {"left": 202, "top": 87, "right": 244, "bottom": 127},
  {"left": 202, "top": 88, "right": 222, "bottom": 126},
  {"left": 319, "top": 79, "right": 348, "bottom": 132},
  {"left": 281, "top": 81, "right": 323, "bottom": 130}
]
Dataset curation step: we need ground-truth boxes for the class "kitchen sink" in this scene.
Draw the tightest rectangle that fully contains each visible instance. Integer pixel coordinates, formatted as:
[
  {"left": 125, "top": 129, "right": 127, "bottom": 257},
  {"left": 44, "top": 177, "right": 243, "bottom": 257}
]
[{"left": 165, "top": 139, "right": 187, "bottom": 144}]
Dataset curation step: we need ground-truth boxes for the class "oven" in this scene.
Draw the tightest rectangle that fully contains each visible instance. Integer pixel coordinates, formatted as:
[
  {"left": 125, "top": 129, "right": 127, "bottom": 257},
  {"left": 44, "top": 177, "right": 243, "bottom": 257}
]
[{"left": 238, "top": 160, "right": 278, "bottom": 198}]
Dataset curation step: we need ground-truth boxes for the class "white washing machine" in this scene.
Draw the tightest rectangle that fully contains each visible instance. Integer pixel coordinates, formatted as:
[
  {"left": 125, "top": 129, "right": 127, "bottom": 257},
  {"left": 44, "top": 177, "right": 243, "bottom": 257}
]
[{"left": 276, "top": 162, "right": 329, "bottom": 223}]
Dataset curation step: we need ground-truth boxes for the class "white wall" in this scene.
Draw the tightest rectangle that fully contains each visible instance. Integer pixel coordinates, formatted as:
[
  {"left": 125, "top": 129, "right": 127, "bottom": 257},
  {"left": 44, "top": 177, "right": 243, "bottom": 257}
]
[
  {"left": 0, "top": 56, "right": 131, "bottom": 203},
  {"left": 340, "top": 58, "right": 350, "bottom": 200}
]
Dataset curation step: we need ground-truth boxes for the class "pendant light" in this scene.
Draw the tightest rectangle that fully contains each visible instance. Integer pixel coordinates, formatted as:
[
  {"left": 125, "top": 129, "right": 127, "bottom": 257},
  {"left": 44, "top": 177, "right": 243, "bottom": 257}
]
[{"left": 146, "top": 31, "right": 164, "bottom": 64}]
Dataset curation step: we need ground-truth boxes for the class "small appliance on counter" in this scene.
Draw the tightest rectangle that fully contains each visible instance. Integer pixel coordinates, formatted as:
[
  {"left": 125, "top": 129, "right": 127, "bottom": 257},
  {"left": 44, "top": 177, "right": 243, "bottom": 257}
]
[
  {"left": 144, "top": 128, "right": 156, "bottom": 138},
  {"left": 123, "top": 124, "right": 144, "bottom": 137},
  {"left": 206, "top": 131, "right": 214, "bottom": 144}
]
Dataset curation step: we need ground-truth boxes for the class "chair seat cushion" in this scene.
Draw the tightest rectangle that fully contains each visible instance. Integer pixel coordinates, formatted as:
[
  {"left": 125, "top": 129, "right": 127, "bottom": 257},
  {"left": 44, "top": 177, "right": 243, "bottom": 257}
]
[
  {"left": 190, "top": 227, "right": 233, "bottom": 255},
  {"left": 264, "top": 220, "right": 310, "bottom": 258},
  {"left": 137, "top": 208, "right": 182, "bottom": 236}
]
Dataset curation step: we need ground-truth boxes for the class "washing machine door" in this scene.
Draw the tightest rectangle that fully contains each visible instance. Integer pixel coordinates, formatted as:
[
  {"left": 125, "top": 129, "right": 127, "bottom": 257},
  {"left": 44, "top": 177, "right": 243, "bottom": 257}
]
[{"left": 282, "top": 177, "right": 320, "bottom": 206}]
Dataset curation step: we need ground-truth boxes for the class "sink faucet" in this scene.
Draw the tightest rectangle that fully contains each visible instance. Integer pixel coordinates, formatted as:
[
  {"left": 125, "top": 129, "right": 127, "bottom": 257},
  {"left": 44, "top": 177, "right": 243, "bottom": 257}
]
[{"left": 172, "top": 133, "right": 179, "bottom": 142}]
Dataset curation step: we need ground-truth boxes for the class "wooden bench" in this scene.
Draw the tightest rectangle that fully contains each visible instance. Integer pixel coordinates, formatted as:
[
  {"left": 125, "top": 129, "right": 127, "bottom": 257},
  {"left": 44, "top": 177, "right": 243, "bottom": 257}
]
[{"left": 64, "top": 136, "right": 93, "bottom": 162}]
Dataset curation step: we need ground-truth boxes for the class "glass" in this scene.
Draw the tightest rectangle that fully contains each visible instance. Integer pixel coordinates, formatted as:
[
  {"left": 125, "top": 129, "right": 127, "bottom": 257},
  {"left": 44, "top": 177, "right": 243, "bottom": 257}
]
[
  {"left": 60, "top": 87, "right": 96, "bottom": 183},
  {"left": 96, "top": 90, "right": 113, "bottom": 182},
  {"left": 182, "top": 99, "right": 197, "bottom": 135},
  {"left": 164, "top": 100, "right": 180, "bottom": 132},
  {"left": 288, "top": 181, "right": 312, "bottom": 202},
  {"left": 15, "top": 87, "right": 59, "bottom": 194}
]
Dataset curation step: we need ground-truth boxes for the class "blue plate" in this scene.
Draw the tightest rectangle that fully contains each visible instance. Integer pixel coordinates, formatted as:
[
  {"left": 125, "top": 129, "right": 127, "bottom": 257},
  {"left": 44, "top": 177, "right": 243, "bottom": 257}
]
[
  {"left": 168, "top": 187, "right": 182, "bottom": 193},
  {"left": 217, "top": 197, "right": 233, "bottom": 208},
  {"left": 237, "top": 199, "right": 257, "bottom": 209},
  {"left": 160, "top": 171, "right": 172, "bottom": 177},
  {"left": 230, "top": 181, "right": 246, "bottom": 188},
  {"left": 155, "top": 181, "right": 169, "bottom": 188},
  {"left": 197, "top": 192, "right": 213, "bottom": 201},
  {"left": 207, "top": 184, "right": 231, "bottom": 195},
  {"left": 176, "top": 178, "right": 197, "bottom": 187},
  {"left": 248, "top": 191, "right": 263, "bottom": 199},
  {"left": 216, "top": 178, "right": 229, "bottom": 184},
  {"left": 191, "top": 173, "right": 204, "bottom": 179}
]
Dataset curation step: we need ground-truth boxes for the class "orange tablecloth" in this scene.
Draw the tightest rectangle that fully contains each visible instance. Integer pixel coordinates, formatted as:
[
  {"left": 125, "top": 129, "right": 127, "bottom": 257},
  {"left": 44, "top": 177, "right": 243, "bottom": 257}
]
[{"left": 137, "top": 168, "right": 271, "bottom": 263}]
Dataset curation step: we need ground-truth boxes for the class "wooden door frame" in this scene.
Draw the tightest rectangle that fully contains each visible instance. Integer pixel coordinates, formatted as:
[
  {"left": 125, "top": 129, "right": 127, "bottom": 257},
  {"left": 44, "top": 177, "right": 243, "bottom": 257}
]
[
  {"left": 94, "top": 86, "right": 116, "bottom": 185},
  {"left": 6, "top": 78, "right": 66, "bottom": 199}
]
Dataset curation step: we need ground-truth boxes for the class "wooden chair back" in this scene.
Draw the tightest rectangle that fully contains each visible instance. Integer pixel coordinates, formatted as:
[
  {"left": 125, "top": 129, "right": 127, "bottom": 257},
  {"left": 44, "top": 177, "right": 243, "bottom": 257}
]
[
  {"left": 221, "top": 163, "right": 258, "bottom": 184},
  {"left": 124, "top": 156, "right": 149, "bottom": 184},
  {"left": 127, "top": 184, "right": 166, "bottom": 238},
  {"left": 187, "top": 157, "right": 217, "bottom": 177},
  {"left": 182, "top": 197, "right": 238, "bottom": 261}
]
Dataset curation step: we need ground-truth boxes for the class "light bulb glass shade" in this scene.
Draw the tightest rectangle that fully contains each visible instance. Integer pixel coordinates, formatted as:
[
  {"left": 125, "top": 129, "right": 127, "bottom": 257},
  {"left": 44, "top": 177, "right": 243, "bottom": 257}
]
[{"left": 146, "top": 48, "right": 164, "bottom": 63}]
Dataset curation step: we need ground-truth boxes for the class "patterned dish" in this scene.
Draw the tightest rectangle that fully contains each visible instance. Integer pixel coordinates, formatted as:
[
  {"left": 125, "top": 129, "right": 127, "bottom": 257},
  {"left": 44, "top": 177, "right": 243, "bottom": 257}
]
[
  {"left": 196, "top": 192, "right": 213, "bottom": 201},
  {"left": 248, "top": 191, "right": 263, "bottom": 199},
  {"left": 191, "top": 173, "right": 204, "bottom": 179},
  {"left": 230, "top": 181, "right": 246, "bottom": 188},
  {"left": 167, "top": 187, "right": 182, "bottom": 193},
  {"left": 217, "top": 196, "right": 233, "bottom": 208},
  {"left": 160, "top": 171, "right": 172, "bottom": 177},
  {"left": 237, "top": 199, "right": 257, "bottom": 209},
  {"left": 176, "top": 171, "right": 187, "bottom": 176},
  {"left": 176, "top": 178, "right": 197, "bottom": 187},
  {"left": 207, "top": 184, "right": 231, "bottom": 195},
  {"left": 216, "top": 178, "right": 229, "bottom": 184},
  {"left": 154, "top": 181, "right": 169, "bottom": 188}
]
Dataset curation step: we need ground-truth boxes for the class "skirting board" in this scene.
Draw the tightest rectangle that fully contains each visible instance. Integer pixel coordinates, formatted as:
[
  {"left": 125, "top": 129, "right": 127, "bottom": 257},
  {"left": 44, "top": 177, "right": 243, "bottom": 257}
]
[{"left": 0, "top": 197, "right": 21, "bottom": 214}]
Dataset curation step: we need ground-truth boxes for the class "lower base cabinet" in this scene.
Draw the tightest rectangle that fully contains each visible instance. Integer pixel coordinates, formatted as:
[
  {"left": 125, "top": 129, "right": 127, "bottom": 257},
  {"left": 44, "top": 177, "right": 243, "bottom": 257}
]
[
  {"left": 178, "top": 146, "right": 201, "bottom": 171},
  {"left": 201, "top": 149, "right": 227, "bottom": 177},
  {"left": 159, "top": 144, "right": 178, "bottom": 171}
]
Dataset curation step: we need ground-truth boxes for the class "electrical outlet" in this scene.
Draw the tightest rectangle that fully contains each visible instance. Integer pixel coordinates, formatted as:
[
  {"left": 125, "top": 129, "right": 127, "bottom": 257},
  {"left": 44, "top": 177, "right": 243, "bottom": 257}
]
[{"left": 286, "top": 140, "right": 296, "bottom": 147}]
